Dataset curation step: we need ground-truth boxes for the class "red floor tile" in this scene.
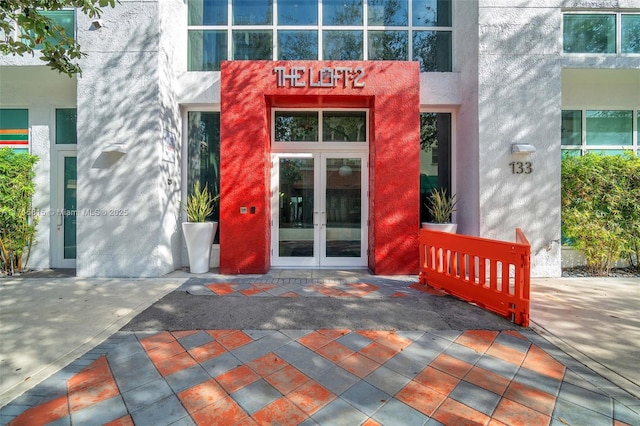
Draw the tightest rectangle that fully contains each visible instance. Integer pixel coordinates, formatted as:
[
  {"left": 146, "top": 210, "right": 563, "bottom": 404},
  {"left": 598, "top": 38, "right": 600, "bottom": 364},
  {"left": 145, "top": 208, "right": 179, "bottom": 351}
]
[
  {"left": 431, "top": 397, "right": 491, "bottom": 426},
  {"left": 190, "top": 395, "right": 250, "bottom": 425},
  {"left": 154, "top": 351, "right": 197, "bottom": 377},
  {"left": 206, "top": 282, "right": 237, "bottom": 295},
  {"left": 355, "top": 330, "right": 389, "bottom": 341},
  {"left": 215, "top": 365, "right": 260, "bottom": 393},
  {"left": 492, "top": 397, "right": 551, "bottom": 426},
  {"left": 338, "top": 352, "right": 380, "bottom": 378},
  {"left": 503, "top": 381, "right": 556, "bottom": 416},
  {"left": 8, "top": 395, "right": 69, "bottom": 426},
  {"left": 286, "top": 381, "right": 336, "bottom": 416},
  {"left": 68, "top": 379, "right": 119, "bottom": 412},
  {"left": 216, "top": 330, "right": 253, "bottom": 350},
  {"left": 206, "top": 329, "right": 236, "bottom": 339},
  {"left": 139, "top": 331, "right": 176, "bottom": 351},
  {"left": 246, "top": 353, "right": 288, "bottom": 377},
  {"left": 172, "top": 330, "right": 199, "bottom": 339},
  {"left": 146, "top": 340, "right": 186, "bottom": 364},
  {"left": 431, "top": 353, "right": 474, "bottom": 379},
  {"left": 521, "top": 345, "right": 566, "bottom": 381},
  {"left": 502, "top": 330, "right": 528, "bottom": 340},
  {"left": 280, "top": 291, "right": 300, "bottom": 297},
  {"left": 486, "top": 342, "right": 527, "bottom": 366},
  {"left": 316, "top": 340, "right": 355, "bottom": 363},
  {"left": 240, "top": 287, "right": 264, "bottom": 296},
  {"left": 455, "top": 330, "right": 499, "bottom": 353},
  {"left": 188, "top": 340, "right": 227, "bottom": 363},
  {"left": 252, "top": 397, "right": 308, "bottom": 425},
  {"left": 316, "top": 329, "right": 349, "bottom": 339},
  {"left": 359, "top": 341, "right": 399, "bottom": 364},
  {"left": 104, "top": 415, "right": 134, "bottom": 426},
  {"left": 376, "top": 332, "right": 412, "bottom": 351},
  {"left": 251, "top": 283, "right": 277, "bottom": 291},
  {"left": 391, "top": 292, "right": 409, "bottom": 297},
  {"left": 178, "top": 379, "right": 227, "bottom": 414},
  {"left": 298, "top": 331, "right": 333, "bottom": 351},
  {"left": 67, "top": 356, "right": 113, "bottom": 393},
  {"left": 464, "top": 366, "right": 510, "bottom": 396},
  {"left": 265, "top": 365, "right": 310, "bottom": 394},
  {"left": 361, "top": 420, "right": 383, "bottom": 426},
  {"left": 395, "top": 380, "right": 448, "bottom": 416},
  {"left": 413, "top": 366, "right": 460, "bottom": 396}
]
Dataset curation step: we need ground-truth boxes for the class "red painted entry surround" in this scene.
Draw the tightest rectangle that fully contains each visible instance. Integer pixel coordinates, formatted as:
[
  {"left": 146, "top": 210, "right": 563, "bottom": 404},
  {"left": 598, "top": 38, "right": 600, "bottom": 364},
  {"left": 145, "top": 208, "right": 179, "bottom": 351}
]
[{"left": 220, "top": 61, "right": 420, "bottom": 274}]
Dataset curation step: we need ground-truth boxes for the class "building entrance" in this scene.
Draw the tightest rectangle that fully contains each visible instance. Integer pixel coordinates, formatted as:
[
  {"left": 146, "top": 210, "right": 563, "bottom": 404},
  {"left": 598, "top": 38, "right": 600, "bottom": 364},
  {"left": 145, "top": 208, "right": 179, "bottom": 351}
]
[{"left": 271, "top": 152, "right": 368, "bottom": 268}]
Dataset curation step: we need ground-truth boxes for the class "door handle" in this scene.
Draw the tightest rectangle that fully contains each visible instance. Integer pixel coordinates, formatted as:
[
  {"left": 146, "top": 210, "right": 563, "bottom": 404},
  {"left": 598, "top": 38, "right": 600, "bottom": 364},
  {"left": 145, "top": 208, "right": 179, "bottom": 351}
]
[
  {"left": 320, "top": 211, "right": 326, "bottom": 228},
  {"left": 57, "top": 211, "right": 63, "bottom": 227},
  {"left": 313, "top": 211, "right": 319, "bottom": 227}
]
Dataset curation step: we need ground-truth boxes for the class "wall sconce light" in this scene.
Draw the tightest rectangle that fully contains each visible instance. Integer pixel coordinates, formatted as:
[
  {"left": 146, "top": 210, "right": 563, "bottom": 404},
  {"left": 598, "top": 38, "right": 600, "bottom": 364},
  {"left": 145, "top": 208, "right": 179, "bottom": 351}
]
[
  {"left": 511, "top": 144, "right": 536, "bottom": 155},
  {"left": 91, "top": 19, "right": 104, "bottom": 29}
]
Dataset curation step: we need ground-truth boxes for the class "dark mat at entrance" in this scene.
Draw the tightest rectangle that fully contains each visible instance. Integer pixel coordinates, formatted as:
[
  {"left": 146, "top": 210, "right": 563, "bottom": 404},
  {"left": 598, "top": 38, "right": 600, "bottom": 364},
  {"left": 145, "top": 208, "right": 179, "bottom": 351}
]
[{"left": 121, "top": 291, "right": 521, "bottom": 332}]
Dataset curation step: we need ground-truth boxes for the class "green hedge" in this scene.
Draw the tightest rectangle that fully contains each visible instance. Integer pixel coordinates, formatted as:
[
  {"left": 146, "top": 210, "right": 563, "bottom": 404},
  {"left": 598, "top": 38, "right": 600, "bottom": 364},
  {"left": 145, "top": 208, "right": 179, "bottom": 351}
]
[
  {"left": 562, "top": 153, "right": 640, "bottom": 275},
  {"left": 0, "top": 148, "right": 39, "bottom": 274}
]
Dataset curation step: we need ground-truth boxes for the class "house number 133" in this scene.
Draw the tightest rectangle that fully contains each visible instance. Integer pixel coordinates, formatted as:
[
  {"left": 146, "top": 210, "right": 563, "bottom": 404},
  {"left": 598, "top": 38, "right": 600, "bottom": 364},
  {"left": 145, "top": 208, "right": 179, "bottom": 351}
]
[{"left": 509, "top": 161, "right": 533, "bottom": 174}]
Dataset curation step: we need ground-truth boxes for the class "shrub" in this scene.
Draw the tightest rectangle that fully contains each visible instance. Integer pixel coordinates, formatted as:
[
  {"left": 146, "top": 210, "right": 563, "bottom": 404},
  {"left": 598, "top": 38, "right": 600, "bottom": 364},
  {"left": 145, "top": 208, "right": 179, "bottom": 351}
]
[
  {"left": 561, "top": 152, "right": 639, "bottom": 275},
  {"left": 0, "top": 148, "right": 39, "bottom": 275}
]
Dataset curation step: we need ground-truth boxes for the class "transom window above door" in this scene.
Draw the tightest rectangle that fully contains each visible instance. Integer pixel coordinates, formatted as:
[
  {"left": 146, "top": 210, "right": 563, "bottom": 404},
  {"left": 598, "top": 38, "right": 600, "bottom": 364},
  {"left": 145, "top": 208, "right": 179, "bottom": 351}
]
[{"left": 273, "top": 110, "right": 368, "bottom": 144}]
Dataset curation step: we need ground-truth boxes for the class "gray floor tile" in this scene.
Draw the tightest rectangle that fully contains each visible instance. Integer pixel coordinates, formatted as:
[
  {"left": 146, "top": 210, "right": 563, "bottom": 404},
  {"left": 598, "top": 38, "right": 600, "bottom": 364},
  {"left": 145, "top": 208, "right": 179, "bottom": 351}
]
[
  {"left": 443, "top": 342, "right": 483, "bottom": 365},
  {"left": 70, "top": 395, "right": 127, "bottom": 426},
  {"left": 310, "top": 397, "right": 368, "bottom": 426},
  {"left": 177, "top": 331, "right": 214, "bottom": 350},
  {"left": 279, "top": 329, "right": 314, "bottom": 340},
  {"left": 43, "top": 415, "right": 71, "bottom": 426},
  {"left": 340, "top": 380, "right": 390, "bottom": 416},
  {"left": 449, "top": 381, "right": 501, "bottom": 416},
  {"left": 200, "top": 352, "right": 242, "bottom": 378},
  {"left": 168, "top": 415, "right": 197, "bottom": 426},
  {"left": 336, "top": 332, "right": 372, "bottom": 351},
  {"left": 313, "top": 365, "right": 360, "bottom": 395},
  {"left": 614, "top": 400, "right": 640, "bottom": 425},
  {"left": 493, "top": 333, "right": 531, "bottom": 353},
  {"left": 231, "top": 332, "right": 291, "bottom": 363},
  {"left": 290, "top": 353, "right": 334, "bottom": 379},
  {"left": 364, "top": 365, "right": 411, "bottom": 396},
  {"left": 109, "top": 352, "right": 161, "bottom": 393},
  {"left": 165, "top": 364, "right": 211, "bottom": 393},
  {"left": 551, "top": 398, "right": 612, "bottom": 426},
  {"left": 383, "top": 351, "right": 428, "bottom": 379},
  {"left": 231, "top": 379, "right": 281, "bottom": 414},
  {"left": 557, "top": 382, "right": 612, "bottom": 417},
  {"left": 130, "top": 394, "right": 191, "bottom": 426},
  {"left": 121, "top": 378, "right": 174, "bottom": 413},
  {"left": 274, "top": 341, "right": 316, "bottom": 364},
  {"left": 512, "top": 366, "right": 563, "bottom": 396},
  {"left": 476, "top": 354, "right": 519, "bottom": 381},
  {"left": 372, "top": 398, "right": 429, "bottom": 426}
]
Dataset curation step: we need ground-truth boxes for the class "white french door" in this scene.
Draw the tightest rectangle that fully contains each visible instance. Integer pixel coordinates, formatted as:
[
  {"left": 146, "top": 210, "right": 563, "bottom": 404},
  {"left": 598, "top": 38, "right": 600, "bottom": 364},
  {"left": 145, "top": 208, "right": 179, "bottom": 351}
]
[
  {"left": 271, "top": 152, "right": 368, "bottom": 268},
  {"left": 52, "top": 150, "right": 77, "bottom": 268}
]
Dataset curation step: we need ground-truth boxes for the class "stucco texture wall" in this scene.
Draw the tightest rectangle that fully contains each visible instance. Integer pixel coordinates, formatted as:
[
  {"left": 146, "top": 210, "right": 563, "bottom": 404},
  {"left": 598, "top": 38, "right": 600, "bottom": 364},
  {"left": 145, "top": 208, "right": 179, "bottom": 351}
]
[{"left": 220, "top": 61, "right": 420, "bottom": 274}]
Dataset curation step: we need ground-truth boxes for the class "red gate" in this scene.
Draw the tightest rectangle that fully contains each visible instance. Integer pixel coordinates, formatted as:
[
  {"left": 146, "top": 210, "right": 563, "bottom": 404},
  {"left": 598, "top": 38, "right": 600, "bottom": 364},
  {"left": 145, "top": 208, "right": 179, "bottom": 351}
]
[{"left": 419, "top": 228, "right": 531, "bottom": 327}]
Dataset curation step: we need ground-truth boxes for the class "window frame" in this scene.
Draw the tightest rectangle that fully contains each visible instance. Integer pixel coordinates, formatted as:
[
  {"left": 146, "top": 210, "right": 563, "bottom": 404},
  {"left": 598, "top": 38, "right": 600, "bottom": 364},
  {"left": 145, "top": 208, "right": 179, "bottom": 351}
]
[
  {"left": 187, "top": 0, "right": 453, "bottom": 70},
  {"left": 561, "top": 108, "right": 639, "bottom": 156},
  {"left": 562, "top": 11, "right": 640, "bottom": 56}
]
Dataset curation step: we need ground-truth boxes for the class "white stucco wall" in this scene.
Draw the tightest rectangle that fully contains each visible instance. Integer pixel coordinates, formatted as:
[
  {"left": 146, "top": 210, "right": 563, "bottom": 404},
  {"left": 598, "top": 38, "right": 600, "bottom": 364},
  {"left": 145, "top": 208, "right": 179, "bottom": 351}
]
[{"left": 74, "top": 1, "right": 177, "bottom": 277}]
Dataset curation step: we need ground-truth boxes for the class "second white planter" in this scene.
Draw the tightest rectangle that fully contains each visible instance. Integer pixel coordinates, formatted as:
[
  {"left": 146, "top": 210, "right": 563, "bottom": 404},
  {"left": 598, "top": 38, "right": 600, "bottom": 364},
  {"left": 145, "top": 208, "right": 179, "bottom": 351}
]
[
  {"left": 421, "top": 222, "right": 458, "bottom": 233},
  {"left": 182, "top": 221, "right": 218, "bottom": 273}
]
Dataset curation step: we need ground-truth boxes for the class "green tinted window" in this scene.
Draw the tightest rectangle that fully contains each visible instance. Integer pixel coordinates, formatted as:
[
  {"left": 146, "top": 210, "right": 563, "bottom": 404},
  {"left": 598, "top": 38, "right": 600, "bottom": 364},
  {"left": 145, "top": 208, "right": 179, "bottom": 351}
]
[
  {"left": 563, "top": 14, "right": 616, "bottom": 53},
  {"left": 0, "top": 109, "right": 29, "bottom": 147},
  {"left": 56, "top": 109, "right": 77, "bottom": 144}
]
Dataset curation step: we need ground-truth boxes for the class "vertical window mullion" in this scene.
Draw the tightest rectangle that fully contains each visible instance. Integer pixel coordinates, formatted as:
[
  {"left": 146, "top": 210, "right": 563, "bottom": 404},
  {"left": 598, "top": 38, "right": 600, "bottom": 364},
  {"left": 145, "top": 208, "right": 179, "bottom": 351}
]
[
  {"left": 318, "top": 1, "right": 323, "bottom": 59},
  {"left": 582, "top": 109, "right": 587, "bottom": 155}
]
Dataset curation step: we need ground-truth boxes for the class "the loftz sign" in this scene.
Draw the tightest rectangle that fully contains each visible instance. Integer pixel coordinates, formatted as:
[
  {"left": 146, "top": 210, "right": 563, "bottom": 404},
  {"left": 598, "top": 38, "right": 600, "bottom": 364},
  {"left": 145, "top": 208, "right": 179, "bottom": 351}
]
[{"left": 274, "top": 66, "right": 365, "bottom": 88}]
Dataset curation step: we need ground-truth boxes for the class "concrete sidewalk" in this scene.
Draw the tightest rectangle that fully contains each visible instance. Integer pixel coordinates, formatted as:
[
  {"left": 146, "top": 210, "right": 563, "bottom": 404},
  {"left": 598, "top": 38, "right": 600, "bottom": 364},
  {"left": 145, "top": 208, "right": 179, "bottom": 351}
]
[{"left": 0, "top": 270, "right": 638, "bottom": 425}]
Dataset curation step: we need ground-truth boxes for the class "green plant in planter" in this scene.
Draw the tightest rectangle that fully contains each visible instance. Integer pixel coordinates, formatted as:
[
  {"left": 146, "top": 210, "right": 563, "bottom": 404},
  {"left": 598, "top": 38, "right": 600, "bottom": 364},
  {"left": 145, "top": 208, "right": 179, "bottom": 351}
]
[
  {"left": 184, "top": 181, "right": 216, "bottom": 222},
  {"left": 426, "top": 188, "right": 457, "bottom": 223}
]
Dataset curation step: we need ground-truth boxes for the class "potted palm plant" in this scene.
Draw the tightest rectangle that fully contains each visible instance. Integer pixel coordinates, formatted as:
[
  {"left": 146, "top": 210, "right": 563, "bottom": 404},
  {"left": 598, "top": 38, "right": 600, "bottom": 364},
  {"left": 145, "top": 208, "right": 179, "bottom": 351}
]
[
  {"left": 422, "top": 188, "right": 458, "bottom": 233},
  {"left": 182, "top": 182, "right": 218, "bottom": 273}
]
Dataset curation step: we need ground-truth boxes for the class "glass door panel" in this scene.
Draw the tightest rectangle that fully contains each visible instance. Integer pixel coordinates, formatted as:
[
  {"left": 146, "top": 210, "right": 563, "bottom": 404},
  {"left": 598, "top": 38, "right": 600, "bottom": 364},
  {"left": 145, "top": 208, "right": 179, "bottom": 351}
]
[
  {"left": 63, "top": 157, "right": 77, "bottom": 259},
  {"left": 53, "top": 151, "right": 76, "bottom": 267},
  {"left": 323, "top": 157, "right": 361, "bottom": 258}
]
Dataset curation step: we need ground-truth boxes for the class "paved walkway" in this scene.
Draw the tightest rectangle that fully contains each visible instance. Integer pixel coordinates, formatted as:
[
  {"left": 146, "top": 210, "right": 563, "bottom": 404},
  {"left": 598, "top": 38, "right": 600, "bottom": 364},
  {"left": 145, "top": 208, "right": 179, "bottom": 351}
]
[{"left": 1, "top": 271, "right": 639, "bottom": 425}]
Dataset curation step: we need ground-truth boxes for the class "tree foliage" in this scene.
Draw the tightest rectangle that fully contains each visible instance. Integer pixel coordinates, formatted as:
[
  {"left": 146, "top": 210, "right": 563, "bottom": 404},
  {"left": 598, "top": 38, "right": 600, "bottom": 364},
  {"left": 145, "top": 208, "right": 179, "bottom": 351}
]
[
  {"left": 0, "top": 0, "right": 116, "bottom": 76},
  {"left": 562, "top": 153, "right": 640, "bottom": 275},
  {"left": 0, "top": 148, "right": 39, "bottom": 275}
]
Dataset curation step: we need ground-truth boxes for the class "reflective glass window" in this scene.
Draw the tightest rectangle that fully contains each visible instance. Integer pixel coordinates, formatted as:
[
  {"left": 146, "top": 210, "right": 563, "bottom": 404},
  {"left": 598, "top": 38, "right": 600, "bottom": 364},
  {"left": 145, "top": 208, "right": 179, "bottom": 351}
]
[
  {"left": 323, "top": 0, "right": 363, "bottom": 26},
  {"left": 56, "top": 109, "right": 77, "bottom": 145},
  {"left": 278, "top": 31, "right": 318, "bottom": 60},
  {"left": 586, "top": 110, "right": 633, "bottom": 146},
  {"left": 29, "top": 10, "right": 74, "bottom": 48},
  {"left": 420, "top": 112, "right": 452, "bottom": 224},
  {"left": 413, "top": 30, "right": 452, "bottom": 71},
  {"left": 563, "top": 14, "right": 616, "bottom": 53},
  {"left": 622, "top": 14, "right": 640, "bottom": 54},
  {"left": 188, "top": 0, "right": 227, "bottom": 25},
  {"left": 561, "top": 110, "right": 582, "bottom": 146},
  {"left": 323, "top": 31, "right": 363, "bottom": 60},
  {"left": 233, "top": 30, "right": 273, "bottom": 60},
  {"left": 275, "top": 112, "right": 319, "bottom": 142},
  {"left": 412, "top": 0, "right": 451, "bottom": 27},
  {"left": 233, "top": 0, "right": 273, "bottom": 25},
  {"left": 188, "top": 30, "right": 227, "bottom": 71},
  {"left": 322, "top": 112, "right": 367, "bottom": 142},
  {"left": 277, "top": 0, "right": 317, "bottom": 25},
  {"left": 368, "top": 0, "right": 408, "bottom": 26},
  {"left": 368, "top": 31, "right": 408, "bottom": 60},
  {"left": 0, "top": 109, "right": 29, "bottom": 149}
]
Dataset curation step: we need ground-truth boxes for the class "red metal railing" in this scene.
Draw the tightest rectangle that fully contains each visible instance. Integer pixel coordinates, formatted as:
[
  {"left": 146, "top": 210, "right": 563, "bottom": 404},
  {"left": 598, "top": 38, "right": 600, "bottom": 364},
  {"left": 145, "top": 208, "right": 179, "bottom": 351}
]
[{"left": 419, "top": 228, "right": 531, "bottom": 327}]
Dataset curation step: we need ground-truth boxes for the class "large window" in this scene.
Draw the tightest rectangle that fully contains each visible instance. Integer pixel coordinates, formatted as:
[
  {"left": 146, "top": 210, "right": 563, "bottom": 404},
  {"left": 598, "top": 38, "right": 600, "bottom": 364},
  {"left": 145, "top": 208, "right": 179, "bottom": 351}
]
[
  {"left": 187, "top": 0, "right": 453, "bottom": 71},
  {"left": 274, "top": 110, "right": 367, "bottom": 143},
  {"left": 563, "top": 12, "right": 640, "bottom": 54},
  {"left": 0, "top": 109, "right": 29, "bottom": 153},
  {"left": 561, "top": 109, "right": 639, "bottom": 156},
  {"left": 420, "top": 112, "right": 452, "bottom": 223},
  {"left": 186, "top": 112, "right": 221, "bottom": 240}
]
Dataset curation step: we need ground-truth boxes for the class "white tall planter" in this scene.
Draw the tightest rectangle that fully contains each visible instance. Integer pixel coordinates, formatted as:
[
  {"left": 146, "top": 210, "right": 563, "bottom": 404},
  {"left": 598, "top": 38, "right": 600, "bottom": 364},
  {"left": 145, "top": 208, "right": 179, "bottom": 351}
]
[
  {"left": 182, "top": 222, "right": 218, "bottom": 273},
  {"left": 421, "top": 222, "right": 458, "bottom": 233}
]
